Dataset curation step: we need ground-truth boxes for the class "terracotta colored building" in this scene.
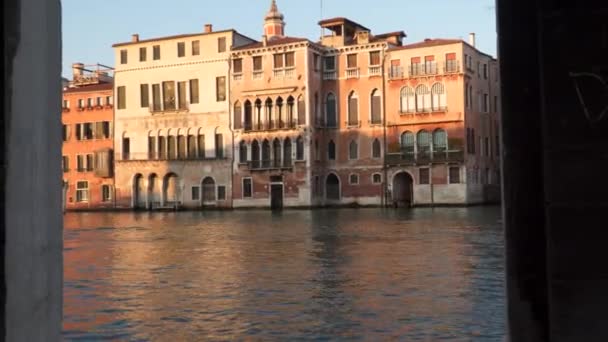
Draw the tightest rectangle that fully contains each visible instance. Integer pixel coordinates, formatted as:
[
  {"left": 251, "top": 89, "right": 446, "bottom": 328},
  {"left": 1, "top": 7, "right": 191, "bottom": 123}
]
[{"left": 62, "top": 63, "right": 115, "bottom": 210}]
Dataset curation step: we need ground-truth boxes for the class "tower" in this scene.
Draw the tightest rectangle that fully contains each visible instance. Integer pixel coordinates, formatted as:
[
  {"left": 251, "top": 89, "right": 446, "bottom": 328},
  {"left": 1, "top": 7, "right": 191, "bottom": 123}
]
[{"left": 264, "top": 0, "right": 285, "bottom": 40}]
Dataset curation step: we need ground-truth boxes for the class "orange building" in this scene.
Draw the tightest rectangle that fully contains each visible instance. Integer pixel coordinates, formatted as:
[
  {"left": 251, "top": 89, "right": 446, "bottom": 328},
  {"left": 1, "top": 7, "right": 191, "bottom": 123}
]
[{"left": 62, "top": 63, "right": 115, "bottom": 210}]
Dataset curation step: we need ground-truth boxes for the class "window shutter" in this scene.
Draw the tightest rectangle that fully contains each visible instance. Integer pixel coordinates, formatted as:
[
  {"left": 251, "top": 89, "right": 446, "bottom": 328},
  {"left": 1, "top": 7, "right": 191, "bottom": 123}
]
[{"left": 298, "top": 97, "right": 306, "bottom": 125}]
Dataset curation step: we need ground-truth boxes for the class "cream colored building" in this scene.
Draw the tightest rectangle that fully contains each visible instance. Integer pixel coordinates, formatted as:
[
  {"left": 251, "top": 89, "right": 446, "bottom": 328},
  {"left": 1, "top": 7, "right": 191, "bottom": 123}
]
[{"left": 112, "top": 26, "right": 255, "bottom": 209}]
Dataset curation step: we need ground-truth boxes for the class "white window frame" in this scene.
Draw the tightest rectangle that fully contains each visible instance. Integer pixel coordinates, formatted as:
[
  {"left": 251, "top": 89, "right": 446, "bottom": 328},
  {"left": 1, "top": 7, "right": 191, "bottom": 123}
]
[
  {"left": 349, "top": 173, "right": 359, "bottom": 185},
  {"left": 371, "top": 173, "right": 382, "bottom": 184},
  {"left": 101, "top": 184, "right": 113, "bottom": 202},
  {"left": 76, "top": 180, "right": 89, "bottom": 202}
]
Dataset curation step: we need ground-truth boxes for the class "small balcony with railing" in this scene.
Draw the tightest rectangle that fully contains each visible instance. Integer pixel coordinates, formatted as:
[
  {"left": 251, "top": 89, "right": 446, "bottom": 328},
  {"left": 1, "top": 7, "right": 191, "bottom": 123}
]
[
  {"left": 232, "top": 72, "right": 243, "bottom": 81},
  {"left": 323, "top": 70, "right": 337, "bottom": 80},
  {"left": 243, "top": 120, "right": 298, "bottom": 133},
  {"left": 409, "top": 63, "right": 438, "bottom": 77},
  {"left": 116, "top": 152, "right": 227, "bottom": 163},
  {"left": 368, "top": 65, "right": 382, "bottom": 77},
  {"left": 252, "top": 70, "right": 264, "bottom": 80},
  {"left": 385, "top": 149, "right": 464, "bottom": 166},
  {"left": 149, "top": 102, "right": 189, "bottom": 115},
  {"left": 444, "top": 60, "right": 460, "bottom": 74},
  {"left": 345, "top": 68, "right": 360, "bottom": 79},
  {"left": 388, "top": 66, "right": 405, "bottom": 80}
]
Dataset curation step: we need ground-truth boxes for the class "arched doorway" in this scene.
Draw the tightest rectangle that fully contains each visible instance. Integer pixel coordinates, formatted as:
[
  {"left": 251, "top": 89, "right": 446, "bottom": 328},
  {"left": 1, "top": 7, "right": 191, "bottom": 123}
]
[
  {"left": 202, "top": 177, "right": 216, "bottom": 205},
  {"left": 148, "top": 173, "right": 160, "bottom": 210},
  {"left": 133, "top": 174, "right": 146, "bottom": 209},
  {"left": 392, "top": 172, "right": 414, "bottom": 207},
  {"left": 163, "top": 173, "right": 179, "bottom": 207},
  {"left": 326, "top": 173, "right": 341, "bottom": 202}
]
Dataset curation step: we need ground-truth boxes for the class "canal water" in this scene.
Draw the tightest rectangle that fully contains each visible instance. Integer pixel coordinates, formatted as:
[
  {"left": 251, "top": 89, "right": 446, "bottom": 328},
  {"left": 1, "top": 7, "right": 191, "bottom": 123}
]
[{"left": 63, "top": 207, "right": 505, "bottom": 341}]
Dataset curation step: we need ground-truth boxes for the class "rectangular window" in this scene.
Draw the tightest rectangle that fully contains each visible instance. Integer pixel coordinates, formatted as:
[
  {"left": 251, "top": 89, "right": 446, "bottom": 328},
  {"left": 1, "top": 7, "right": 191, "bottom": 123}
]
[
  {"left": 96, "top": 97, "right": 102, "bottom": 106},
  {"left": 86, "top": 154, "right": 94, "bottom": 171},
  {"left": 76, "top": 181, "right": 89, "bottom": 202},
  {"left": 424, "top": 55, "right": 436, "bottom": 74},
  {"left": 347, "top": 54, "right": 357, "bottom": 68},
  {"left": 191, "top": 186, "right": 200, "bottom": 201},
  {"left": 253, "top": 56, "right": 263, "bottom": 71},
  {"left": 117, "top": 86, "right": 126, "bottom": 109},
  {"left": 153, "top": 45, "right": 161, "bottom": 60},
  {"left": 139, "top": 47, "right": 147, "bottom": 62},
  {"left": 273, "top": 54, "right": 284, "bottom": 69},
  {"left": 349, "top": 174, "right": 359, "bottom": 185},
  {"left": 233, "top": 58, "right": 243, "bottom": 74},
  {"left": 218, "top": 37, "right": 226, "bottom": 52},
  {"left": 120, "top": 49, "right": 127, "bottom": 64},
  {"left": 102, "top": 185, "right": 112, "bottom": 202},
  {"left": 163, "top": 81, "right": 176, "bottom": 110},
  {"left": 178, "top": 81, "right": 187, "bottom": 109},
  {"left": 285, "top": 52, "right": 295, "bottom": 68},
  {"left": 419, "top": 168, "right": 430, "bottom": 184},
  {"left": 215, "top": 133, "right": 223, "bottom": 158},
  {"left": 63, "top": 100, "right": 69, "bottom": 109},
  {"left": 217, "top": 186, "right": 226, "bottom": 201},
  {"left": 192, "top": 40, "right": 200, "bottom": 55},
  {"left": 62, "top": 156, "right": 69, "bottom": 172},
  {"left": 483, "top": 93, "right": 489, "bottom": 113},
  {"left": 177, "top": 42, "right": 185, "bottom": 57},
  {"left": 83, "top": 123, "right": 93, "bottom": 140},
  {"left": 77, "top": 99, "right": 84, "bottom": 108},
  {"left": 106, "top": 96, "right": 112, "bottom": 105},
  {"left": 87, "top": 98, "right": 93, "bottom": 108},
  {"left": 313, "top": 54, "right": 320, "bottom": 71},
  {"left": 152, "top": 84, "right": 161, "bottom": 110},
  {"left": 62, "top": 124, "right": 69, "bottom": 141},
  {"left": 75, "top": 124, "right": 82, "bottom": 140},
  {"left": 324, "top": 56, "right": 336, "bottom": 71},
  {"left": 148, "top": 136, "right": 157, "bottom": 159},
  {"left": 140, "top": 84, "right": 149, "bottom": 108},
  {"left": 77, "top": 155, "right": 84, "bottom": 172},
  {"left": 189, "top": 79, "right": 199, "bottom": 104},
  {"left": 243, "top": 178, "right": 252, "bottom": 198},
  {"left": 216, "top": 77, "right": 226, "bottom": 102},
  {"left": 369, "top": 51, "right": 381, "bottom": 66},
  {"left": 449, "top": 166, "right": 461, "bottom": 184},
  {"left": 483, "top": 64, "right": 488, "bottom": 79}
]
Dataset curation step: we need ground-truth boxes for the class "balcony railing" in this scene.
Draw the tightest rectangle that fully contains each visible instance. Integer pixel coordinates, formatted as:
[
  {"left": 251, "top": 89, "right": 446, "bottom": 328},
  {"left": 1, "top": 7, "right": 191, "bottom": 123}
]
[
  {"left": 243, "top": 120, "right": 297, "bottom": 132},
  {"left": 323, "top": 71, "right": 337, "bottom": 80},
  {"left": 368, "top": 66, "right": 382, "bottom": 77},
  {"left": 284, "top": 68, "right": 295, "bottom": 79},
  {"left": 253, "top": 70, "right": 264, "bottom": 80},
  {"left": 345, "top": 68, "right": 360, "bottom": 79},
  {"left": 444, "top": 60, "right": 460, "bottom": 74},
  {"left": 116, "top": 152, "right": 227, "bottom": 162},
  {"left": 149, "top": 102, "right": 189, "bottom": 114},
  {"left": 388, "top": 66, "right": 404, "bottom": 80},
  {"left": 248, "top": 160, "right": 294, "bottom": 171},
  {"left": 385, "top": 149, "right": 465, "bottom": 166},
  {"left": 233, "top": 73, "right": 243, "bottom": 81},
  {"left": 273, "top": 69, "right": 284, "bottom": 79}
]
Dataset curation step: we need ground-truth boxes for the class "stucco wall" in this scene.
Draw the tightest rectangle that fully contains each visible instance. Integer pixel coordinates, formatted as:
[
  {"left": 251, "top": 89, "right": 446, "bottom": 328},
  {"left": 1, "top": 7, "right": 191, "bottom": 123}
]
[{"left": 4, "top": 0, "right": 63, "bottom": 339}]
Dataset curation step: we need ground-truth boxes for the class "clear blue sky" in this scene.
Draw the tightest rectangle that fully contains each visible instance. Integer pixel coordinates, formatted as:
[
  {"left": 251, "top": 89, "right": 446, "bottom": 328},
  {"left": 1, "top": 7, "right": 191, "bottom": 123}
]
[{"left": 62, "top": 0, "right": 496, "bottom": 77}]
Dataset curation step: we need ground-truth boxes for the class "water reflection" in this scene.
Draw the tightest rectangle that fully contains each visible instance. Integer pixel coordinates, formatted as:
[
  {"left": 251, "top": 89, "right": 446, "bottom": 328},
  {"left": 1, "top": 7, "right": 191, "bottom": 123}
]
[{"left": 64, "top": 207, "right": 504, "bottom": 340}]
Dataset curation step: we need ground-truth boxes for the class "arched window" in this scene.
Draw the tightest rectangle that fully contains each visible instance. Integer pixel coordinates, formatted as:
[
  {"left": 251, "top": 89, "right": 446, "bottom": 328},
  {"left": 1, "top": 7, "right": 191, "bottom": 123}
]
[
  {"left": 168, "top": 135, "right": 177, "bottom": 160},
  {"left": 262, "top": 139, "right": 271, "bottom": 168},
  {"left": 328, "top": 140, "right": 336, "bottom": 160},
  {"left": 326, "top": 93, "right": 337, "bottom": 128},
  {"left": 202, "top": 177, "right": 216, "bottom": 202},
  {"left": 415, "top": 85, "right": 430, "bottom": 112},
  {"left": 372, "top": 138, "right": 381, "bottom": 158},
  {"left": 417, "top": 130, "right": 431, "bottom": 153},
  {"left": 287, "top": 96, "right": 295, "bottom": 128},
  {"left": 370, "top": 89, "right": 382, "bottom": 124},
  {"left": 401, "top": 131, "right": 415, "bottom": 153},
  {"left": 234, "top": 101, "right": 242, "bottom": 129},
  {"left": 244, "top": 100, "right": 252, "bottom": 131},
  {"left": 326, "top": 174, "right": 340, "bottom": 200},
  {"left": 251, "top": 140, "right": 260, "bottom": 168},
  {"left": 314, "top": 92, "right": 321, "bottom": 126},
  {"left": 349, "top": 140, "right": 358, "bottom": 160},
  {"left": 276, "top": 97, "right": 284, "bottom": 128},
  {"left": 254, "top": 99, "right": 262, "bottom": 130},
  {"left": 297, "top": 95, "right": 306, "bottom": 125},
  {"left": 431, "top": 83, "right": 446, "bottom": 111},
  {"left": 433, "top": 129, "right": 447, "bottom": 152},
  {"left": 347, "top": 91, "right": 359, "bottom": 126},
  {"left": 158, "top": 136, "right": 167, "bottom": 159},
  {"left": 177, "top": 135, "right": 186, "bottom": 159},
  {"left": 284, "top": 138, "right": 292, "bottom": 166},
  {"left": 273, "top": 138, "right": 281, "bottom": 167},
  {"left": 265, "top": 98, "right": 273, "bottom": 129},
  {"left": 187, "top": 134, "right": 196, "bottom": 159},
  {"left": 400, "top": 87, "right": 415, "bottom": 113},
  {"left": 239, "top": 141, "right": 247, "bottom": 163},
  {"left": 296, "top": 136, "right": 304, "bottom": 160},
  {"left": 197, "top": 134, "right": 205, "bottom": 159}
]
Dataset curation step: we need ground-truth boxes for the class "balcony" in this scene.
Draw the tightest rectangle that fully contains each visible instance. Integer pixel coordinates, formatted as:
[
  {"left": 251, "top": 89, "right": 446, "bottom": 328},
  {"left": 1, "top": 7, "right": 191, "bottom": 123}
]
[
  {"left": 284, "top": 68, "right": 295, "bottom": 79},
  {"left": 243, "top": 120, "right": 297, "bottom": 132},
  {"left": 233, "top": 73, "right": 243, "bottom": 81},
  {"left": 444, "top": 60, "right": 461, "bottom": 74},
  {"left": 388, "top": 66, "right": 404, "bottom": 80},
  {"left": 368, "top": 66, "right": 382, "bottom": 77},
  {"left": 248, "top": 160, "right": 293, "bottom": 171},
  {"left": 323, "top": 71, "right": 337, "bottom": 80},
  {"left": 149, "top": 102, "right": 189, "bottom": 115},
  {"left": 409, "top": 64, "right": 438, "bottom": 77},
  {"left": 253, "top": 70, "right": 264, "bottom": 80},
  {"left": 345, "top": 68, "right": 360, "bottom": 79},
  {"left": 116, "top": 152, "right": 228, "bottom": 162},
  {"left": 385, "top": 149, "right": 464, "bottom": 166},
  {"left": 273, "top": 69, "right": 284, "bottom": 79}
]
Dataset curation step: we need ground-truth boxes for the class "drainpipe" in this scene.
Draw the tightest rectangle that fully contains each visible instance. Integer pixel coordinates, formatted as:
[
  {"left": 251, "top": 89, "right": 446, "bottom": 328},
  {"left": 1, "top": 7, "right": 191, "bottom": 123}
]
[
  {"left": 227, "top": 49, "right": 235, "bottom": 210},
  {"left": 381, "top": 46, "right": 389, "bottom": 208}
]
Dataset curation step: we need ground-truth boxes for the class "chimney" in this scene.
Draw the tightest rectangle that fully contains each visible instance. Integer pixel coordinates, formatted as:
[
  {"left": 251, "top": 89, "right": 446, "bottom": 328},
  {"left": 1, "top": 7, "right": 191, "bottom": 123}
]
[
  {"left": 469, "top": 33, "right": 476, "bottom": 47},
  {"left": 204, "top": 24, "right": 213, "bottom": 33},
  {"left": 71, "top": 62, "right": 84, "bottom": 79},
  {"left": 262, "top": 35, "right": 268, "bottom": 47},
  {"left": 131, "top": 34, "right": 139, "bottom": 42}
]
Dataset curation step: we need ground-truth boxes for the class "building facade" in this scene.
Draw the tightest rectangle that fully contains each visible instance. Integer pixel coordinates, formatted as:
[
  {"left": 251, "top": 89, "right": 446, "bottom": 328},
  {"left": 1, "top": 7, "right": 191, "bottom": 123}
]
[
  {"left": 62, "top": 63, "right": 115, "bottom": 210},
  {"left": 112, "top": 26, "right": 255, "bottom": 210}
]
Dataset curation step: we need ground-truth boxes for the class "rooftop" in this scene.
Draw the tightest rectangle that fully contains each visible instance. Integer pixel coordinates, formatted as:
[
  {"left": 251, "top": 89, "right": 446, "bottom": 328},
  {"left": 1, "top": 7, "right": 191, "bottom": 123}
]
[
  {"left": 112, "top": 29, "right": 250, "bottom": 48},
  {"left": 232, "top": 36, "right": 310, "bottom": 51},
  {"left": 318, "top": 17, "right": 371, "bottom": 32}
]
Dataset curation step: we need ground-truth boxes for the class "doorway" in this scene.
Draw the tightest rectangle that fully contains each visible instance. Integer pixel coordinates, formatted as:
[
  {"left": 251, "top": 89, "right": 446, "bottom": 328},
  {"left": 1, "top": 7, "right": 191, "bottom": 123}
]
[
  {"left": 392, "top": 172, "right": 414, "bottom": 208},
  {"left": 270, "top": 183, "right": 284, "bottom": 210}
]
